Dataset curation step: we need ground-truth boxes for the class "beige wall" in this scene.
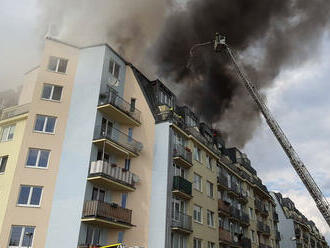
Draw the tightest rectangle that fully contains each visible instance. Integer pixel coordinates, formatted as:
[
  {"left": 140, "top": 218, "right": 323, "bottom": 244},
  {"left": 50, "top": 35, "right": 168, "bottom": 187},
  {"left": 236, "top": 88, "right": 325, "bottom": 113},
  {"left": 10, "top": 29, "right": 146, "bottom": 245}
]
[
  {"left": 0, "top": 115, "right": 28, "bottom": 239},
  {"left": 0, "top": 38, "right": 80, "bottom": 248}
]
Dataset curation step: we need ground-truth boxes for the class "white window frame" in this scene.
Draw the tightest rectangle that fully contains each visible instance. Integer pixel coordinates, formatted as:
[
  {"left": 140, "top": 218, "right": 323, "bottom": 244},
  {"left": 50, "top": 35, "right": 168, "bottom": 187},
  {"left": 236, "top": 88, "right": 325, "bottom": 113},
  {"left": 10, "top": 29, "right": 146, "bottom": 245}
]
[
  {"left": 207, "top": 241, "right": 215, "bottom": 248},
  {"left": 109, "top": 58, "right": 121, "bottom": 79},
  {"left": 206, "top": 155, "right": 212, "bottom": 170},
  {"left": 194, "top": 173, "right": 202, "bottom": 192},
  {"left": 206, "top": 181, "right": 214, "bottom": 198},
  {"left": 193, "top": 238, "right": 202, "bottom": 248},
  {"left": 207, "top": 210, "right": 215, "bottom": 227},
  {"left": 1, "top": 124, "right": 15, "bottom": 142},
  {"left": 194, "top": 145, "right": 201, "bottom": 162},
  {"left": 17, "top": 185, "right": 43, "bottom": 207},
  {"left": 193, "top": 205, "right": 202, "bottom": 223},
  {"left": 34, "top": 115, "right": 57, "bottom": 134},
  {"left": 26, "top": 148, "right": 50, "bottom": 169},
  {"left": 41, "top": 84, "right": 63, "bottom": 102},
  {"left": 0, "top": 155, "right": 8, "bottom": 174},
  {"left": 9, "top": 225, "right": 35, "bottom": 248},
  {"left": 48, "top": 56, "right": 68, "bottom": 73}
]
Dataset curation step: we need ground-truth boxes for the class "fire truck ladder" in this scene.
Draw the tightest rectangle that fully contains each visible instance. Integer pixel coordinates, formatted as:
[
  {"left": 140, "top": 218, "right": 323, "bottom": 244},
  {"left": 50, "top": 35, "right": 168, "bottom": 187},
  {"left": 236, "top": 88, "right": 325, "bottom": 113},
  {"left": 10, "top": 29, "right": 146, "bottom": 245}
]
[{"left": 210, "top": 33, "right": 330, "bottom": 226}]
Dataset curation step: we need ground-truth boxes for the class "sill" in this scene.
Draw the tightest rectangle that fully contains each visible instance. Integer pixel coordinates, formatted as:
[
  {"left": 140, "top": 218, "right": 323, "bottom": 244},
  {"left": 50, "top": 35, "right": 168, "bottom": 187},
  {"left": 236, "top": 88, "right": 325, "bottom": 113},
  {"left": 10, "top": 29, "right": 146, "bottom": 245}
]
[
  {"left": 194, "top": 188, "right": 203, "bottom": 193},
  {"left": 17, "top": 204, "right": 41, "bottom": 208},
  {"left": 208, "top": 225, "right": 216, "bottom": 229},
  {"left": 0, "top": 139, "right": 13, "bottom": 143},
  {"left": 33, "top": 130, "right": 55, "bottom": 135},
  {"left": 0, "top": 172, "right": 4, "bottom": 175},
  {"left": 41, "top": 98, "right": 62, "bottom": 103},
  {"left": 25, "top": 166, "right": 49, "bottom": 170},
  {"left": 194, "top": 220, "right": 203, "bottom": 225},
  {"left": 47, "top": 70, "right": 67, "bottom": 75}
]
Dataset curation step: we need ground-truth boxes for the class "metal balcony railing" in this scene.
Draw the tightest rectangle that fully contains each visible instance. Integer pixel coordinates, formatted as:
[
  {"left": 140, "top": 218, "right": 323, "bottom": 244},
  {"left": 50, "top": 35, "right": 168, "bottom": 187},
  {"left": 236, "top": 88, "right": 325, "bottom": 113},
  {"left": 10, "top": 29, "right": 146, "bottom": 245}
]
[
  {"left": 219, "top": 228, "right": 232, "bottom": 243},
  {"left": 99, "top": 88, "right": 141, "bottom": 123},
  {"left": 94, "top": 126, "right": 143, "bottom": 154},
  {"left": 0, "top": 103, "right": 30, "bottom": 121},
  {"left": 89, "top": 161, "right": 139, "bottom": 188},
  {"left": 82, "top": 200, "right": 132, "bottom": 225},
  {"left": 173, "top": 176, "right": 192, "bottom": 196},
  {"left": 255, "top": 199, "right": 269, "bottom": 216},
  {"left": 172, "top": 212, "right": 192, "bottom": 231},
  {"left": 173, "top": 143, "right": 192, "bottom": 164}
]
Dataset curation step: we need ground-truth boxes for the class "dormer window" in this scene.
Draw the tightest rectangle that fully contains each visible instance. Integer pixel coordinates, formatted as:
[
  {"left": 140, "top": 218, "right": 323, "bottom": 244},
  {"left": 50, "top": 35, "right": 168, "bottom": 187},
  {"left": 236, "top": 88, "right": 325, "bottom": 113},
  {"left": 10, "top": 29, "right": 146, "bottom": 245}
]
[{"left": 159, "top": 90, "right": 172, "bottom": 107}]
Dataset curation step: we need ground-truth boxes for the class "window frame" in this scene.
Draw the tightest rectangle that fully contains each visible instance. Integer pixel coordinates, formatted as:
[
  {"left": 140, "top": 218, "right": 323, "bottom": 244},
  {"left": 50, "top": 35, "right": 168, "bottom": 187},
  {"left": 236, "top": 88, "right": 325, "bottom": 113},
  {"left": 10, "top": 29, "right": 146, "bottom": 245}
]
[
  {"left": 33, "top": 115, "right": 57, "bottom": 134},
  {"left": 1, "top": 124, "right": 16, "bottom": 142},
  {"left": 206, "top": 181, "right": 214, "bottom": 198},
  {"left": 48, "top": 56, "right": 68, "bottom": 74},
  {"left": 109, "top": 58, "right": 121, "bottom": 79},
  {"left": 193, "top": 173, "right": 202, "bottom": 192},
  {"left": 193, "top": 205, "right": 202, "bottom": 223},
  {"left": 26, "top": 148, "right": 51, "bottom": 169},
  {"left": 41, "top": 83, "right": 63, "bottom": 102},
  {"left": 193, "top": 238, "right": 202, "bottom": 248},
  {"left": 0, "top": 155, "right": 8, "bottom": 174},
  {"left": 8, "top": 225, "right": 35, "bottom": 248},
  {"left": 193, "top": 145, "right": 201, "bottom": 162},
  {"left": 206, "top": 155, "right": 212, "bottom": 170},
  {"left": 207, "top": 241, "right": 215, "bottom": 248},
  {"left": 207, "top": 210, "right": 215, "bottom": 227},
  {"left": 17, "top": 185, "right": 43, "bottom": 207}
]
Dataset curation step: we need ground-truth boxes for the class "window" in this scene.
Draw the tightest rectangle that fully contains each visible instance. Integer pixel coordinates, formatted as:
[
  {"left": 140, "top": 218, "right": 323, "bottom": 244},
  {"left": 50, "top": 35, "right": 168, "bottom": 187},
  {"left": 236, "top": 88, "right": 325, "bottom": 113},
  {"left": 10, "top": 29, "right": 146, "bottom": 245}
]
[
  {"left": 171, "top": 233, "right": 187, "bottom": 248},
  {"left": 92, "top": 187, "right": 105, "bottom": 202},
  {"left": 206, "top": 155, "right": 212, "bottom": 170},
  {"left": 249, "top": 208, "right": 254, "bottom": 220},
  {"left": 0, "top": 155, "right": 8, "bottom": 173},
  {"left": 124, "top": 159, "right": 131, "bottom": 171},
  {"left": 48, "top": 56, "right": 68, "bottom": 73},
  {"left": 109, "top": 58, "right": 120, "bottom": 78},
  {"left": 207, "top": 210, "right": 214, "bottom": 227},
  {"left": 130, "top": 98, "right": 136, "bottom": 112},
  {"left": 193, "top": 238, "right": 202, "bottom": 248},
  {"left": 251, "top": 230, "right": 255, "bottom": 242},
  {"left": 128, "top": 128, "right": 133, "bottom": 142},
  {"left": 193, "top": 146, "right": 201, "bottom": 162},
  {"left": 173, "top": 164, "right": 185, "bottom": 178},
  {"left": 26, "top": 148, "right": 50, "bottom": 168},
  {"left": 86, "top": 226, "right": 100, "bottom": 245},
  {"left": 208, "top": 242, "right": 215, "bottom": 248},
  {"left": 194, "top": 173, "right": 202, "bottom": 191},
  {"left": 41, "top": 84, "right": 63, "bottom": 101},
  {"left": 9, "top": 225, "right": 35, "bottom": 247},
  {"left": 34, "top": 115, "right": 56, "bottom": 133},
  {"left": 1, "top": 124, "right": 15, "bottom": 142},
  {"left": 17, "top": 186, "right": 43, "bottom": 207},
  {"left": 206, "top": 181, "right": 214, "bottom": 198},
  {"left": 193, "top": 205, "right": 202, "bottom": 223}
]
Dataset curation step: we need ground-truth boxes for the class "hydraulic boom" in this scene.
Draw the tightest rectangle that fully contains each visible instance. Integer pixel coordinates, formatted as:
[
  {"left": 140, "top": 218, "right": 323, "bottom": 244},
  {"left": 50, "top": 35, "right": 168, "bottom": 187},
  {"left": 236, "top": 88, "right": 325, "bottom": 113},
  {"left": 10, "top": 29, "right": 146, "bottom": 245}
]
[{"left": 213, "top": 33, "right": 330, "bottom": 227}]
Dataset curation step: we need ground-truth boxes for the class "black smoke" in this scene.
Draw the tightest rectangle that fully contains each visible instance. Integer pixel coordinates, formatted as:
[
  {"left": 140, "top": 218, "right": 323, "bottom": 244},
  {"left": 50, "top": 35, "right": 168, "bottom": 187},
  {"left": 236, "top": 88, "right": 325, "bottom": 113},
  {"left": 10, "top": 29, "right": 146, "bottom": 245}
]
[{"left": 151, "top": 0, "right": 330, "bottom": 147}]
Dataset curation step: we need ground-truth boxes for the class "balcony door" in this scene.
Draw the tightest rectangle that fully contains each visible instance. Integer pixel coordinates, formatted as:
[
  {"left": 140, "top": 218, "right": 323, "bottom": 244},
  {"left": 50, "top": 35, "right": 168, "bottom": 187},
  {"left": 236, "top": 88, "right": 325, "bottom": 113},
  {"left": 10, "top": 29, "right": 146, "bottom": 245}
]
[
  {"left": 172, "top": 198, "right": 186, "bottom": 221},
  {"left": 173, "top": 164, "right": 185, "bottom": 179},
  {"left": 101, "top": 117, "right": 113, "bottom": 138},
  {"left": 97, "top": 150, "right": 111, "bottom": 164}
]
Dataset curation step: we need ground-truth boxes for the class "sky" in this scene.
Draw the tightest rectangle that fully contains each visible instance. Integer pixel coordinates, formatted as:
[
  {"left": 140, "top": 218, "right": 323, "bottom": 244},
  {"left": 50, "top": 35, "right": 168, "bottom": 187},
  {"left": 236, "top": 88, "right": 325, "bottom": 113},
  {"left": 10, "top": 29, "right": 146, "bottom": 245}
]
[{"left": 1, "top": 0, "right": 330, "bottom": 242}]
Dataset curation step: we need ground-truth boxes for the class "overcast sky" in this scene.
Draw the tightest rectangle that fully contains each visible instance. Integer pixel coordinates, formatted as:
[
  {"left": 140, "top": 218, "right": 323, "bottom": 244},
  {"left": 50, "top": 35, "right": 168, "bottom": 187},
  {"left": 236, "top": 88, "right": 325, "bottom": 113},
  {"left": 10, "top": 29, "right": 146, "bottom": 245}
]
[{"left": 1, "top": 0, "right": 330, "bottom": 242}]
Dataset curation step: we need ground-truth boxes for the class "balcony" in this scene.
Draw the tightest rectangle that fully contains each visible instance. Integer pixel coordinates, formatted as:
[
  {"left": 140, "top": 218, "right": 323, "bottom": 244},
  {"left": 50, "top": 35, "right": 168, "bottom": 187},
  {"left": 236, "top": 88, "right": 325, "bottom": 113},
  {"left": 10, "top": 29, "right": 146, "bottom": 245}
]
[
  {"left": 0, "top": 103, "right": 30, "bottom": 121},
  {"left": 219, "top": 228, "right": 232, "bottom": 244},
  {"left": 238, "top": 190, "right": 249, "bottom": 204},
  {"left": 273, "top": 212, "right": 279, "bottom": 222},
  {"left": 81, "top": 200, "right": 133, "bottom": 229},
  {"left": 172, "top": 176, "right": 192, "bottom": 200},
  {"left": 241, "top": 238, "right": 252, "bottom": 248},
  {"left": 218, "top": 199, "right": 231, "bottom": 216},
  {"left": 93, "top": 126, "right": 143, "bottom": 157},
  {"left": 173, "top": 144, "right": 193, "bottom": 168},
  {"left": 98, "top": 88, "right": 141, "bottom": 126},
  {"left": 218, "top": 174, "right": 229, "bottom": 190},
  {"left": 276, "top": 231, "right": 281, "bottom": 241},
  {"left": 88, "top": 161, "right": 139, "bottom": 191},
  {"left": 171, "top": 212, "right": 193, "bottom": 234},
  {"left": 257, "top": 221, "right": 270, "bottom": 236},
  {"left": 229, "top": 206, "right": 241, "bottom": 221},
  {"left": 254, "top": 199, "right": 269, "bottom": 217},
  {"left": 240, "top": 212, "right": 250, "bottom": 226},
  {"left": 228, "top": 184, "right": 240, "bottom": 197}
]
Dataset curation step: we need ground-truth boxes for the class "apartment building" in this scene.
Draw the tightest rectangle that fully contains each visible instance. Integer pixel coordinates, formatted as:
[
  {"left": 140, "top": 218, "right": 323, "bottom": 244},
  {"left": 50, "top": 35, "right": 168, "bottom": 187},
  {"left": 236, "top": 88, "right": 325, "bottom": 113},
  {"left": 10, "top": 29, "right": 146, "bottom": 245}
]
[
  {"left": 217, "top": 147, "right": 280, "bottom": 248},
  {"left": 0, "top": 36, "right": 285, "bottom": 248},
  {"left": 271, "top": 192, "right": 329, "bottom": 248}
]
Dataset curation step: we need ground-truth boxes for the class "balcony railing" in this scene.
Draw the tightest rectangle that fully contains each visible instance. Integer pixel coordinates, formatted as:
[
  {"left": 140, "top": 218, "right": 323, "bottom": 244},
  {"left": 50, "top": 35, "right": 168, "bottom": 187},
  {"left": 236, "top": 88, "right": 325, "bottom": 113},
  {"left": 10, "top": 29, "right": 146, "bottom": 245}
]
[
  {"left": 219, "top": 228, "right": 232, "bottom": 243},
  {"left": 89, "top": 161, "right": 138, "bottom": 188},
  {"left": 172, "top": 212, "right": 192, "bottom": 232},
  {"left": 241, "top": 238, "right": 252, "bottom": 248},
  {"left": 230, "top": 206, "right": 241, "bottom": 220},
  {"left": 173, "top": 176, "right": 192, "bottom": 196},
  {"left": 82, "top": 200, "right": 132, "bottom": 225},
  {"left": 241, "top": 212, "right": 250, "bottom": 225},
  {"left": 218, "top": 199, "right": 230, "bottom": 215},
  {"left": 218, "top": 174, "right": 229, "bottom": 188},
  {"left": 255, "top": 199, "right": 269, "bottom": 216},
  {"left": 257, "top": 221, "right": 270, "bottom": 235},
  {"left": 173, "top": 143, "right": 192, "bottom": 166},
  {"left": 99, "top": 88, "right": 141, "bottom": 123},
  {"left": 94, "top": 126, "right": 143, "bottom": 154},
  {"left": 0, "top": 103, "right": 30, "bottom": 121},
  {"left": 229, "top": 183, "right": 240, "bottom": 195}
]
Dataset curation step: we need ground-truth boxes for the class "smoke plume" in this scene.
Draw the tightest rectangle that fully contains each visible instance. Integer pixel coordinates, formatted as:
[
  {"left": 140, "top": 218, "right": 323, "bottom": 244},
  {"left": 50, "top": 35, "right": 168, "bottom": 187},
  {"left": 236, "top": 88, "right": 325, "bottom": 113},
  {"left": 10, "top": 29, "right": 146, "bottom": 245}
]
[{"left": 151, "top": 0, "right": 330, "bottom": 147}]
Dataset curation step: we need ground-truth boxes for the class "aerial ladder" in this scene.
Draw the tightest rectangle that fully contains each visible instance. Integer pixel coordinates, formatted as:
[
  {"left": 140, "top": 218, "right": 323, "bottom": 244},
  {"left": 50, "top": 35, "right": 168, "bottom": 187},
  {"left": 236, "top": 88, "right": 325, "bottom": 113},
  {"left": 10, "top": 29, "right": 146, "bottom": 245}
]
[{"left": 189, "top": 33, "right": 330, "bottom": 227}]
